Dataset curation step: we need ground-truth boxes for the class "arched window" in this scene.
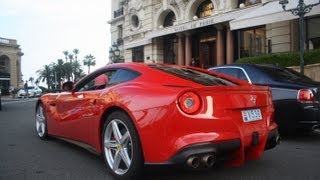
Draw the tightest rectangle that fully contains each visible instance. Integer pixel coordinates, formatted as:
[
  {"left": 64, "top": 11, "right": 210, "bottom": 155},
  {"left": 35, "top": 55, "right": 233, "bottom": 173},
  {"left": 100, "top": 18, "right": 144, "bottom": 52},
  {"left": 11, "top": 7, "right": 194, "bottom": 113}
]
[
  {"left": 164, "top": 11, "right": 176, "bottom": 27},
  {"left": 196, "top": 0, "right": 214, "bottom": 18}
]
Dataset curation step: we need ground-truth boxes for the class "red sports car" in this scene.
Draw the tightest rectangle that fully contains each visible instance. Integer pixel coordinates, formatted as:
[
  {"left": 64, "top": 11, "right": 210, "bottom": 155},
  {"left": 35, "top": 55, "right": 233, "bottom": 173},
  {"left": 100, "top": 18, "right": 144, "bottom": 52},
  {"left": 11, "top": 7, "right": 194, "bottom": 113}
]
[{"left": 35, "top": 63, "right": 280, "bottom": 179}]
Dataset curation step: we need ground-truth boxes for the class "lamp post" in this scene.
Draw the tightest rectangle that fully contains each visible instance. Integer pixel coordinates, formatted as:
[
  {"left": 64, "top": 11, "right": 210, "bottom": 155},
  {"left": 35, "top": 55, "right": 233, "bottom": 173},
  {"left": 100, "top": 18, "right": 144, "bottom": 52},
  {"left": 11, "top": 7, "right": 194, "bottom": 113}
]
[
  {"left": 109, "top": 42, "right": 124, "bottom": 63},
  {"left": 279, "top": 0, "right": 320, "bottom": 75}
]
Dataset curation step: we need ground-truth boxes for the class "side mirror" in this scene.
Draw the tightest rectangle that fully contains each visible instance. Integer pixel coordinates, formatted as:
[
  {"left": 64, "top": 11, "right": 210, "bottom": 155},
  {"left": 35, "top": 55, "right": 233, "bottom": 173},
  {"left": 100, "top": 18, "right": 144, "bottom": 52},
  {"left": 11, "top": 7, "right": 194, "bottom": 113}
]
[{"left": 62, "top": 81, "right": 74, "bottom": 92}]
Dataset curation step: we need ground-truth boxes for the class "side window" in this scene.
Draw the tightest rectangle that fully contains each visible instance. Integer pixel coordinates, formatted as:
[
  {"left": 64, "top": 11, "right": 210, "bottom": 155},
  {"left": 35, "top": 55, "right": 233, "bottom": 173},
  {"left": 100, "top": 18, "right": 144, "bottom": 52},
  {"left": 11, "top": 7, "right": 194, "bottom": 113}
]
[
  {"left": 108, "top": 69, "right": 140, "bottom": 84},
  {"left": 215, "top": 68, "right": 248, "bottom": 81},
  {"left": 78, "top": 70, "right": 116, "bottom": 92}
]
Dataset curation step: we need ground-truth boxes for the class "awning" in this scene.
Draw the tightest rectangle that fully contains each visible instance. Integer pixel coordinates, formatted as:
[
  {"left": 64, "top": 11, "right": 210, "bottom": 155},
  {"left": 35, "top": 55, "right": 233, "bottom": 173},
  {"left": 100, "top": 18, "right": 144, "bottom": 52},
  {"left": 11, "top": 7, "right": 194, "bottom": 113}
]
[{"left": 230, "top": 0, "right": 320, "bottom": 30}]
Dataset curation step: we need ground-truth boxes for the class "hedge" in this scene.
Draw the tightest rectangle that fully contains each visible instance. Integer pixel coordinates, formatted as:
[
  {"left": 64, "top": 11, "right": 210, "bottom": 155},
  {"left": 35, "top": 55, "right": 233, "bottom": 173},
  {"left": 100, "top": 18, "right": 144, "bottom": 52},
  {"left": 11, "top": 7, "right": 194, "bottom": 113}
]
[{"left": 235, "top": 48, "right": 320, "bottom": 67}]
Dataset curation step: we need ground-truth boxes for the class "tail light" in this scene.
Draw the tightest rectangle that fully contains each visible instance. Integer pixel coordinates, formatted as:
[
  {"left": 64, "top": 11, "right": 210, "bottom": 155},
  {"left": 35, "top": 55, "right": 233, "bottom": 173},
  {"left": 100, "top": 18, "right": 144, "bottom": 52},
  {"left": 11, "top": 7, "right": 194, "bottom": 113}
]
[
  {"left": 297, "top": 89, "right": 314, "bottom": 103},
  {"left": 178, "top": 91, "right": 202, "bottom": 114}
]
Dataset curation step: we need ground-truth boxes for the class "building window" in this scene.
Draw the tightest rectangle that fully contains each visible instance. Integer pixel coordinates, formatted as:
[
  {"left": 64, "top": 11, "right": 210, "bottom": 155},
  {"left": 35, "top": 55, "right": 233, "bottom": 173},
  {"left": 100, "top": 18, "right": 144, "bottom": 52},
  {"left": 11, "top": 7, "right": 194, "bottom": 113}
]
[
  {"left": 0, "top": 55, "right": 10, "bottom": 73},
  {"left": 117, "top": 25, "right": 123, "bottom": 45},
  {"left": 240, "top": 27, "right": 266, "bottom": 58},
  {"left": 132, "top": 46, "right": 144, "bottom": 62},
  {"left": 196, "top": 0, "right": 214, "bottom": 18},
  {"left": 131, "top": 15, "right": 140, "bottom": 28},
  {"left": 164, "top": 11, "right": 176, "bottom": 27},
  {"left": 307, "top": 16, "right": 320, "bottom": 49},
  {"left": 118, "top": 25, "right": 123, "bottom": 38}
]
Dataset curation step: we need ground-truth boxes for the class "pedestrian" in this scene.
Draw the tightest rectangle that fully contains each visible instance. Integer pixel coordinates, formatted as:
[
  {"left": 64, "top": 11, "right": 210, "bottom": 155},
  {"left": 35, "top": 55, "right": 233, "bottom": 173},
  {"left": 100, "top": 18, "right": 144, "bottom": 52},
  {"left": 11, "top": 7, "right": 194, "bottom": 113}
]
[
  {"left": 9, "top": 85, "right": 14, "bottom": 98},
  {"left": 24, "top": 81, "right": 29, "bottom": 98}
]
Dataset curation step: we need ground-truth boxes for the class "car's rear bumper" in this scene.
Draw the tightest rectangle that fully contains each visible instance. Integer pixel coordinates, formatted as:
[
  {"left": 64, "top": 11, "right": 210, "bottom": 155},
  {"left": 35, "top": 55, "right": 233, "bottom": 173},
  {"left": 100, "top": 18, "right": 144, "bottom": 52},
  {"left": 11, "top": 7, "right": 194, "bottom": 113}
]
[
  {"left": 161, "top": 139, "right": 241, "bottom": 165},
  {"left": 147, "top": 128, "right": 280, "bottom": 166}
]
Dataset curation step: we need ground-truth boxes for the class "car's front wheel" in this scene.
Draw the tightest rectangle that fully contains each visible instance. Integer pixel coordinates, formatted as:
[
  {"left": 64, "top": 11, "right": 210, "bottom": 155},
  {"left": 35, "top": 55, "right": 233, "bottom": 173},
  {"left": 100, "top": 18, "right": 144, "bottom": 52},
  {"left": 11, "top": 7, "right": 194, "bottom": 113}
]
[
  {"left": 102, "top": 111, "right": 143, "bottom": 180},
  {"left": 35, "top": 103, "right": 49, "bottom": 140}
]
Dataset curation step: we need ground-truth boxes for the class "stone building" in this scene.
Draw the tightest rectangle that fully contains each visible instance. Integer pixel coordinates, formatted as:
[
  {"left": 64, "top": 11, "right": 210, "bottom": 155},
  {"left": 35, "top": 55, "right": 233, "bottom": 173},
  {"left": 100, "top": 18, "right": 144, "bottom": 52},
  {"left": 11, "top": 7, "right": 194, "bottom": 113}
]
[
  {"left": 108, "top": 0, "right": 320, "bottom": 68},
  {"left": 0, "top": 37, "right": 23, "bottom": 95}
]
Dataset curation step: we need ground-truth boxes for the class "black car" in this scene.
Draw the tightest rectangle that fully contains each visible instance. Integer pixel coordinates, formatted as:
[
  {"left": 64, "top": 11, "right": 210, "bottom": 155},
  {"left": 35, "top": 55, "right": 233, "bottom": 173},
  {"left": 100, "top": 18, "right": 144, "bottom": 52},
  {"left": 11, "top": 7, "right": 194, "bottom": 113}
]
[{"left": 209, "top": 64, "right": 320, "bottom": 132}]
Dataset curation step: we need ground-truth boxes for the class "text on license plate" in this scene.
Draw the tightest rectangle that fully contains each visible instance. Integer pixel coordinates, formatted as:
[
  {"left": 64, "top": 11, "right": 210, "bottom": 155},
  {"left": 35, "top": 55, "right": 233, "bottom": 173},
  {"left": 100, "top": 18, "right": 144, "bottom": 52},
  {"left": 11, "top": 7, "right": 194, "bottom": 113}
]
[{"left": 241, "top": 109, "right": 262, "bottom": 122}]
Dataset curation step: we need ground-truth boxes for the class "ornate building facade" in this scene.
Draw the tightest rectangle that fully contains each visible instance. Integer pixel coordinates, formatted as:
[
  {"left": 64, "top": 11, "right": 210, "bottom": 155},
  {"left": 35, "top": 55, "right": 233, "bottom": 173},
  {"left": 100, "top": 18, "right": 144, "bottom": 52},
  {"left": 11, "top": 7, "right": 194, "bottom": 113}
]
[
  {"left": 0, "top": 37, "right": 23, "bottom": 94},
  {"left": 108, "top": 0, "right": 320, "bottom": 68}
]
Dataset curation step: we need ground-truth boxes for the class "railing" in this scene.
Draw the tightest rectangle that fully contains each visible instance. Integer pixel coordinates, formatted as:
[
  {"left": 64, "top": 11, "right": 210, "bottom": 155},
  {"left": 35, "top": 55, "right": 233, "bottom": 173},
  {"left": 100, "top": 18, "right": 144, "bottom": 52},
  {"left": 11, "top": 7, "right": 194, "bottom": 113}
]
[
  {"left": 0, "top": 37, "right": 17, "bottom": 45},
  {"left": 114, "top": 7, "right": 124, "bottom": 18}
]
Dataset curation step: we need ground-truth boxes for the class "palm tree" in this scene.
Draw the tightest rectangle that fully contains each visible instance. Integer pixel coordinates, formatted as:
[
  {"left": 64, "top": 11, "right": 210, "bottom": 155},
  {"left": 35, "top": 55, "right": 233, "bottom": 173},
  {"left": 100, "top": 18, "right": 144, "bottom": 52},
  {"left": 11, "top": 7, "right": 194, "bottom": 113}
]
[
  {"left": 73, "top": 60, "right": 85, "bottom": 81},
  {"left": 37, "top": 65, "right": 53, "bottom": 89},
  {"left": 35, "top": 79, "right": 40, "bottom": 86},
  {"left": 29, "top": 77, "right": 34, "bottom": 86},
  {"left": 63, "top": 51, "right": 69, "bottom": 62},
  {"left": 83, "top": 54, "right": 96, "bottom": 74},
  {"left": 52, "top": 59, "right": 66, "bottom": 89},
  {"left": 73, "top": 49, "right": 79, "bottom": 61}
]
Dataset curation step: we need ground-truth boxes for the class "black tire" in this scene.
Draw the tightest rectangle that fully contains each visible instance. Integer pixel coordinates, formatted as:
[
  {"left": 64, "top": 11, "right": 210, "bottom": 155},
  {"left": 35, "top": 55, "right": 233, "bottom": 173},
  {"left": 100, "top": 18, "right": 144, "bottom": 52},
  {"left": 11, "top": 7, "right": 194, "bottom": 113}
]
[
  {"left": 35, "top": 103, "right": 49, "bottom": 140},
  {"left": 102, "top": 111, "right": 144, "bottom": 180}
]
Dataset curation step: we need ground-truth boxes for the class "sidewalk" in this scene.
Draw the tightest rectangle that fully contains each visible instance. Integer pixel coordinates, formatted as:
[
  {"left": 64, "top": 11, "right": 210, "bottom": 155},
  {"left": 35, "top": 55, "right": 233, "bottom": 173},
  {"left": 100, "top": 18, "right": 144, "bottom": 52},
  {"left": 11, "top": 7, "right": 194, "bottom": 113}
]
[{"left": 1, "top": 95, "right": 28, "bottom": 102}]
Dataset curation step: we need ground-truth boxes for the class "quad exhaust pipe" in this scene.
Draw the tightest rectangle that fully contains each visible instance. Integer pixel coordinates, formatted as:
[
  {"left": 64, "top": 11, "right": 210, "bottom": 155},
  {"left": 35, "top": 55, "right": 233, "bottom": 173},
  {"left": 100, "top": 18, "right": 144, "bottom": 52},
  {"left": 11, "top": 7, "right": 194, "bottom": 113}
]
[
  {"left": 201, "top": 154, "right": 215, "bottom": 168},
  {"left": 186, "top": 156, "right": 200, "bottom": 168},
  {"left": 186, "top": 154, "right": 216, "bottom": 168},
  {"left": 312, "top": 125, "right": 320, "bottom": 131}
]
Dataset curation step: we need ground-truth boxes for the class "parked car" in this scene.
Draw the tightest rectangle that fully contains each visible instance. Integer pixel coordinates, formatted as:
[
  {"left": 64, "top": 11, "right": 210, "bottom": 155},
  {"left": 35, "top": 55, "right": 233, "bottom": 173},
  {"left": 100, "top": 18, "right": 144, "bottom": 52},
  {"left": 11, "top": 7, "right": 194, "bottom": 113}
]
[
  {"left": 209, "top": 64, "right": 320, "bottom": 132},
  {"left": 35, "top": 63, "right": 279, "bottom": 179},
  {"left": 17, "top": 86, "right": 42, "bottom": 98}
]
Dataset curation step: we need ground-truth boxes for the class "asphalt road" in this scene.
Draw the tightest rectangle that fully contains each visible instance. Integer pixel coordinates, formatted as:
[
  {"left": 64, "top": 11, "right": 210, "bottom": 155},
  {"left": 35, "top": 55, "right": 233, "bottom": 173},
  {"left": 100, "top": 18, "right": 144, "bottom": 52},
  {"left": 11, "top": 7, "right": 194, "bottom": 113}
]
[{"left": 1, "top": 100, "right": 320, "bottom": 180}]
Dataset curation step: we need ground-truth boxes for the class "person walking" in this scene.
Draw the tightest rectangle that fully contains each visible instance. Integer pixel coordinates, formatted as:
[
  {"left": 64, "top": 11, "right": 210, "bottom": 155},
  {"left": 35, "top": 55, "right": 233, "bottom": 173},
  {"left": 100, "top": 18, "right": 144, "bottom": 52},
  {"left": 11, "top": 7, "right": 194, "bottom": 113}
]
[
  {"left": 9, "top": 85, "right": 14, "bottom": 98},
  {"left": 24, "top": 81, "right": 29, "bottom": 98}
]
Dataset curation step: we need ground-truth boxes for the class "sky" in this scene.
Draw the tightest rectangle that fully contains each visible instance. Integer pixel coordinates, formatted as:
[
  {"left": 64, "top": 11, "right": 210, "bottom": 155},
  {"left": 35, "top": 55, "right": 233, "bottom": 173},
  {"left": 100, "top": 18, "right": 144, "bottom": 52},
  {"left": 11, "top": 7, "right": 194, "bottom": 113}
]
[{"left": 0, "top": 0, "right": 111, "bottom": 84}]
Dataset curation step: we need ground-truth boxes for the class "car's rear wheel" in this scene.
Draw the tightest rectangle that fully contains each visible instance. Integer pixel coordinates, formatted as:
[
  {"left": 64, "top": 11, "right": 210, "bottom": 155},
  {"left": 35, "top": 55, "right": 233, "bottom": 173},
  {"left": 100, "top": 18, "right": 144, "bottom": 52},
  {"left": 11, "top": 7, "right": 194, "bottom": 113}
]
[
  {"left": 35, "top": 103, "right": 49, "bottom": 140},
  {"left": 102, "top": 111, "right": 143, "bottom": 180}
]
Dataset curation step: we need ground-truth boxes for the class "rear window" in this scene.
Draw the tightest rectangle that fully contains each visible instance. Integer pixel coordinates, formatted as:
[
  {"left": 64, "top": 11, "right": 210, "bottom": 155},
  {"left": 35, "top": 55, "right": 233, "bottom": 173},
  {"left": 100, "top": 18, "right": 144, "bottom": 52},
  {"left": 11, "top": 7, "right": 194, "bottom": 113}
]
[
  {"left": 148, "top": 64, "right": 236, "bottom": 86},
  {"left": 258, "top": 65, "right": 313, "bottom": 82}
]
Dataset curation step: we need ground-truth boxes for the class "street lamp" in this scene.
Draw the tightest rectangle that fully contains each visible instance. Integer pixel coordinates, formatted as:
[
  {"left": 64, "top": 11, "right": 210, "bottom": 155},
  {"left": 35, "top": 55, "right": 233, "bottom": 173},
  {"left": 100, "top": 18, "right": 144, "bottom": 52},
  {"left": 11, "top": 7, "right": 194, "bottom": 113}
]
[
  {"left": 109, "top": 42, "right": 124, "bottom": 63},
  {"left": 279, "top": 0, "right": 320, "bottom": 75}
]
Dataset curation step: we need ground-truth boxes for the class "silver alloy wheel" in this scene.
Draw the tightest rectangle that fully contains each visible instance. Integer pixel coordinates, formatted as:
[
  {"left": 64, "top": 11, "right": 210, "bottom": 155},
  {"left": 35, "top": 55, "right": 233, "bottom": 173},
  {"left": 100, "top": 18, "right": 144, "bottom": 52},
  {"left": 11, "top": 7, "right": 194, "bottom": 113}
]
[
  {"left": 35, "top": 105, "right": 46, "bottom": 137},
  {"left": 104, "top": 119, "right": 133, "bottom": 175}
]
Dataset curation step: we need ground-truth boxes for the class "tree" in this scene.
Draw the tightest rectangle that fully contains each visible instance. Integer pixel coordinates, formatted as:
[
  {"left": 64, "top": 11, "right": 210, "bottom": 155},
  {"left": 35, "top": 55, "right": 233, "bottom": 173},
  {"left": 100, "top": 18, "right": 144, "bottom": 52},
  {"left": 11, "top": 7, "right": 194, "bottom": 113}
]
[
  {"left": 73, "top": 60, "right": 86, "bottom": 81},
  {"left": 29, "top": 77, "right": 34, "bottom": 86},
  {"left": 73, "top": 49, "right": 79, "bottom": 61},
  {"left": 83, "top": 54, "right": 96, "bottom": 74},
  {"left": 52, "top": 59, "right": 66, "bottom": 89},
  {"left": 36, "top": 65, "right": 53, "bottom": 89},
  {"left": 63, "top": 51, "right": 69, "bottom": 62}
]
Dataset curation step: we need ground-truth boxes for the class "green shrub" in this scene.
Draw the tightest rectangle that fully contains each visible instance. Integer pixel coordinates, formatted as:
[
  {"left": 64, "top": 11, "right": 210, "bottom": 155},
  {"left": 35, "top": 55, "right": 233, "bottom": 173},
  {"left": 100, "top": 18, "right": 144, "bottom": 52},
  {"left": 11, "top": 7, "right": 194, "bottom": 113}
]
[{"left": 235, "top": 48, "right": 320, "bottom": 67}]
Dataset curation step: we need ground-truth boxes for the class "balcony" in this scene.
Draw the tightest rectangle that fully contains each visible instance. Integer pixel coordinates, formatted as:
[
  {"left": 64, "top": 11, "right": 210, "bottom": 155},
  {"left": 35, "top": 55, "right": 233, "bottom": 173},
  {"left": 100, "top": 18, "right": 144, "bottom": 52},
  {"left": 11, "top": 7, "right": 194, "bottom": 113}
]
[
  {"left": 0, "top": 37, "right": 17, "bottom": 46},
  {"left": 114, "top": 7, "right": 124, "bottom": 18}
]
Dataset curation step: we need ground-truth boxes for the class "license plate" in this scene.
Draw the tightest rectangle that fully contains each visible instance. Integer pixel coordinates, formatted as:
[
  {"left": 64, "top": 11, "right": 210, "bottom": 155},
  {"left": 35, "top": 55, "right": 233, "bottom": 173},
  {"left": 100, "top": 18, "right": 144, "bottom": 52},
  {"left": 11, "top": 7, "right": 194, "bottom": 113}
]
[{"left": 241, "top": 109, "right": 262, "bottom": 122}]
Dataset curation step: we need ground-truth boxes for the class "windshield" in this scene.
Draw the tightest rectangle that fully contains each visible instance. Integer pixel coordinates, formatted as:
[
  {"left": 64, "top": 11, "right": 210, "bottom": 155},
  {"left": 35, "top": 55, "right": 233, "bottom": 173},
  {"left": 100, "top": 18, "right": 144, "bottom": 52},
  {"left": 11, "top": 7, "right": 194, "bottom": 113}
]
[{"left": 148, "top": 64, "right": 236, "bottom": 86}]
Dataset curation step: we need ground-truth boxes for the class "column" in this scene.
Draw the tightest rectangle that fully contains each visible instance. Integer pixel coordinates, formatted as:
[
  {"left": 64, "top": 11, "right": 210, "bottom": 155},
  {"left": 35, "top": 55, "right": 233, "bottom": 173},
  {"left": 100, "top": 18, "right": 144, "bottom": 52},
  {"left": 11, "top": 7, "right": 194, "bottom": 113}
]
[
  {"left": 216, "top": 25, "right": 225, "bottom": 66},
  {"left": 177, "top": 33, "right": 184, "bottom": 65},
  {"left": 185, "top": 32, "right": 192, "bottom": 66},
  {"left": 226, "top": 26, "right": 234, "bottom": 64}
]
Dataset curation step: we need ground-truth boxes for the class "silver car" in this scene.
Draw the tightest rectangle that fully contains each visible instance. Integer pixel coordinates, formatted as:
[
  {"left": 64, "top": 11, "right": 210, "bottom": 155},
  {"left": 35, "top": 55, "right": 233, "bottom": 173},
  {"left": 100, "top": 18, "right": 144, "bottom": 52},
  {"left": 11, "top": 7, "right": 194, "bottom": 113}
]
[{"left": 17, "top": 86, "right": 42, "bottom": 98}]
